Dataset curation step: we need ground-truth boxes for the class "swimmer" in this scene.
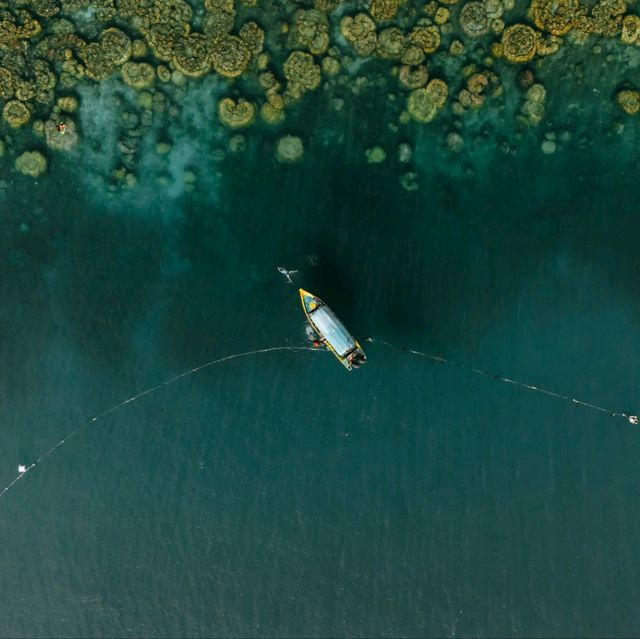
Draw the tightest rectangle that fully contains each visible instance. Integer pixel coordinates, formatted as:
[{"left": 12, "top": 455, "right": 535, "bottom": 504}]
[{"left": 277, "top": 266, "right": 298, "bottom": 284}]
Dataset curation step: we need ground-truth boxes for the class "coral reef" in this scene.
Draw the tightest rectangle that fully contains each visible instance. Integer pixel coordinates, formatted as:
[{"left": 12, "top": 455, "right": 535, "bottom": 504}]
[
  {"left": 615, "top": 88, "right": 640, "bottom": 115},
  {"left": 340, "top": 14, "right": 377, "bottom": 56},
  {"left": 283, "top": 51, "right": 321, "bottom": 92},
  {"left": 399, "top": 64, "right": 429, "bottom": 90},
  {"left": 218, "top": 97, "right": 256, "bottom": 127},
  {"left": 99, "top": 28, "right": 132, "bottom": 66},
  {"left": 459, "top": 2, "right": 491, "bottom": 38},
  {"left": 3, "top": 100, "right": 32, "bottom": 128},
  {"left": 377, "top": 27, "right": 406, "bottom": 59},
  {"left": 501, "top": 24, "right": 539, "bottom": 63},
  {"left": 455, "top": 67, "right": 500, "bottom": 110},
  {"left": 621, "top": 14, "right": 640, "bottom": 44},
  {"left": 289, "top": 9, "right": 330, "bottom": 55},
  {"left": 531, "top": 0, "right": 579, "bottom": 36},
  {"left": 15, "top": 150, "right": 47, "bottom": 177},
  {"left": 56, "top": 95, "right": 78, "bottom": 112},
  {"left": 370, "top": 0, "right": 402, "bottom": 22},
  {"left": 409, "top": 25, "right": 441, "bottom": 54},
  {"left": 0, "top": 0, "right": 637, "bottom": 169},
  {"left": 210, "top": 35, "right": 251, "bottom": 78},
  {"left": 407, "top": 78, "right": 449, "bottom": 122},
  {"left": 172, "top": 33, "right": 211, "bottom": 78},
  {"left": 121, "top": 62, "right": 155, "bottom": 90}
]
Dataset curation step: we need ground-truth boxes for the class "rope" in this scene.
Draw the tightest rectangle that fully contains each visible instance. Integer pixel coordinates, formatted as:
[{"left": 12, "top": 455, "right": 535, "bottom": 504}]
[
  {"left": 4, "top": 334, "right": 636, "bottom": 504},
  {"left": 0, "top": 345, "right": 319, "bottom": 503},
  {"left": 366, "top": 338, "right": 638, "bottom": 425}
]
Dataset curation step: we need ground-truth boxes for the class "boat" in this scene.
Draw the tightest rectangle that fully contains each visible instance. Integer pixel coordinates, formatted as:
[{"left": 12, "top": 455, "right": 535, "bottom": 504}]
[{"left": 299, "top": 288, "right": 367, "bottom": 371}]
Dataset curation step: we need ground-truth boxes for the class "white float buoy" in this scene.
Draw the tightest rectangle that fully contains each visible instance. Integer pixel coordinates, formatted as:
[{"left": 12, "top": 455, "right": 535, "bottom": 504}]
[{"left": 18, "top": 465, "right": 27, "bottom": 474}]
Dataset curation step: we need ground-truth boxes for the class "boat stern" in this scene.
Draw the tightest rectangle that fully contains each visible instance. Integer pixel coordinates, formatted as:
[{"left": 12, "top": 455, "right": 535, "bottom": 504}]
[{"left": 345, "top": 342, "right": 367, "bottom": 370}]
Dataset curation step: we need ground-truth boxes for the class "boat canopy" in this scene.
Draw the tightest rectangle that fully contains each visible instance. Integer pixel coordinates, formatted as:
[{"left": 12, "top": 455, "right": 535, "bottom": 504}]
[{"left": 311, "top": 306, "right": 356, "bottom": 357}]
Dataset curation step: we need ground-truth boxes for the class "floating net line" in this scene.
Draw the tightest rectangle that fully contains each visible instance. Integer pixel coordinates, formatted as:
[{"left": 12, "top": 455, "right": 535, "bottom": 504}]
[
  {"left": 4, "top": 335, "right": 636, "bottom": 505},
  {"left": 366, "top": 338, "right": 638, "bottom": 426},
  {"left": 0, "top": 345, "right": 319, "bottom": 504}
]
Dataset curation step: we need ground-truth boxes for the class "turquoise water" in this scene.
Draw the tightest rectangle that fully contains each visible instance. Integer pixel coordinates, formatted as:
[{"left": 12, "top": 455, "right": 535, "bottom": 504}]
[{"left": 3, "top": 43, "right": 640, "bottom": 638}]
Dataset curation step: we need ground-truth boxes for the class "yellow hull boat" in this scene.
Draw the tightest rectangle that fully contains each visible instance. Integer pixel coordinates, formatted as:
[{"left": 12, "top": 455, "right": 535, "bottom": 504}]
[{"left": 299, "top": 288, "right": 366, "bottom": 371}]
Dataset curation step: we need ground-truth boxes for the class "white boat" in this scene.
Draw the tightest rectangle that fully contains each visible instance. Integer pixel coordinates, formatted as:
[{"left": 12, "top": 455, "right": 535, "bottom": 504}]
[{"left": 299, "top": 288, "right": 366, "bottom": 371}]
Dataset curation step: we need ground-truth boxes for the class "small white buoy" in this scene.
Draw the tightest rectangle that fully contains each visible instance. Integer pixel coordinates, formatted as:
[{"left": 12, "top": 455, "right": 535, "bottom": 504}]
[{"left": 18, "top": 464, "right": 27, "bottom": 474}]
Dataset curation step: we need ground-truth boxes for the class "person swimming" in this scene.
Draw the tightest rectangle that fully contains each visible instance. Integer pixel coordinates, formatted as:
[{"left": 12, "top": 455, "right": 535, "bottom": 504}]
[{"left": 277, "top": 266, "right": 298, "bottom": 284}]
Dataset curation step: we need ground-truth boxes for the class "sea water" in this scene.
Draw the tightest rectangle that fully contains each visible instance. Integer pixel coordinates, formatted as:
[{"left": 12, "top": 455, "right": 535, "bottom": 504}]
[{"left": 2, "top": 10, "right": 640, "bottom": 639}]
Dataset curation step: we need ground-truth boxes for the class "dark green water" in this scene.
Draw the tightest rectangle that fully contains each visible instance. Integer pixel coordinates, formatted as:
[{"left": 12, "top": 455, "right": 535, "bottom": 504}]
[{"left": 2, "top": 58, "right": 640, "bottom": 637}]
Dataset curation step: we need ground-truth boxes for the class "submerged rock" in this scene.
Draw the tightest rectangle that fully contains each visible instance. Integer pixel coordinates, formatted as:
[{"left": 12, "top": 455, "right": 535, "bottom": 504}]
[
  {"left": 398, "top": 142, "right": 412, "bottom": 163},
  {"left": 516, "top": 67, "right": 535, "bottom": 90},
  {"left": 155, "top": 142, "right": 172, "bottom": 155},
  {"left": 520, "top": 82, "right": 547, "bottom": 125},
  {"left": 365, "top": 146, "right": 386, "bottom": 163},
  {"left": 541, "top": 139, "right": 557, "bottom": 154},
  {"left": 275, "top": 135, "right": 304, "bottom": 163},
  {"left": 400, "top": 171, "right": 419, "bottom": 191},
  {"left": 228, "top": 134, "right": 246, "bottom": 153},
  {"left": 446, "top": 132, "right": 464, "bottom": 152}
]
